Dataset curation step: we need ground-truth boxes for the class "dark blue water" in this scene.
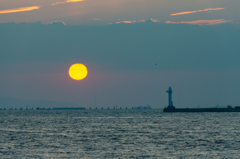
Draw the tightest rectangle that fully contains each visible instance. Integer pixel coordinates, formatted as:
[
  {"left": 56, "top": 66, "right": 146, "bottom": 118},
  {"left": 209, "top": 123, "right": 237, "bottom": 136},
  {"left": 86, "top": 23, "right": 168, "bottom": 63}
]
[{"left": 0, "top": 110, "right": 240, "bottom": 158}]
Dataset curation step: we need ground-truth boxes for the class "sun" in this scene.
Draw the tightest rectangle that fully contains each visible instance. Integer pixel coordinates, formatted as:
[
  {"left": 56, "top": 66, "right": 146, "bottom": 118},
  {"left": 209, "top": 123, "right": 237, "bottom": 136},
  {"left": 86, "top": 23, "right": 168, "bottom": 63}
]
[{"left": 69, "top": 63, "right": 88, "bottom": 80}]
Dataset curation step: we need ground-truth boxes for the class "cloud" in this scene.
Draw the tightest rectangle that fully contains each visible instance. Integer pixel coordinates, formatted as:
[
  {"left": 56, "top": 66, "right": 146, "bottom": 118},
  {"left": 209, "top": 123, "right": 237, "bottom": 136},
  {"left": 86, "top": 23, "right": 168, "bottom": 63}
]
[
  {"left": 114, "top": 19, "right": 160, "bottom": 24},
  {"left": 52, "top": 2, "right": 66, "bottom": 5},
  {"left": 150, "top": 19, "right": 160, "bottom": 22},
  {"left": 171, "top": 11, "right": 197, "bottom": 16},
  {"left": 165, "top": 19, "right": 233, "bottom": 25},
  {"left": 0, "top": 6, "right": 40, "bottom": 14},
  {"left": 52, "top": 0, "right": 85, "bottom": 5},
  {"left": 122, "top": 21, "right": 137, "bottom": 24},
  {"left": 46, "top": 21, "right": 66, "bottom": 25},
  {"left": 170, "top": 8, "right": 225, "bottom": 16},
  {"left": 115, "top": 20, "right": 137, "bottom": 24},
  {"left": 138, "top": 19, "right": 147, "bottom": 22}
]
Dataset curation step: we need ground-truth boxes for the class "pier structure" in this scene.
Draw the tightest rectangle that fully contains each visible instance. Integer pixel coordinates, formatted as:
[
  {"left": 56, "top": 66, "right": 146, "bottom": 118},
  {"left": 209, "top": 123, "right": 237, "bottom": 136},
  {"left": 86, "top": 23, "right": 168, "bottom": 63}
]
[{"left": 164, "top": 86, "right": 240, "bottom": 112}]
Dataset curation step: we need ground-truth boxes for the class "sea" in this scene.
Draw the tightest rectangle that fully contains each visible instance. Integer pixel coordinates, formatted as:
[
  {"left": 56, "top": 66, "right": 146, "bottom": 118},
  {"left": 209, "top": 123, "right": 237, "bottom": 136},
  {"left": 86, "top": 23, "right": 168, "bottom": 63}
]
[{"left": 0, "top": 109, "right": 240, "bottom": 158}]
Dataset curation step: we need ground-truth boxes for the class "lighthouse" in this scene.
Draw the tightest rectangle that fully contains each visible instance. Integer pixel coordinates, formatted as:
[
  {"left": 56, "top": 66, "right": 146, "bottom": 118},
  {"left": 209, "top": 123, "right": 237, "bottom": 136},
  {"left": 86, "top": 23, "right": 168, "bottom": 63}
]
[{"left": 166, "top": 86, "right": 174, "bottom": 107}]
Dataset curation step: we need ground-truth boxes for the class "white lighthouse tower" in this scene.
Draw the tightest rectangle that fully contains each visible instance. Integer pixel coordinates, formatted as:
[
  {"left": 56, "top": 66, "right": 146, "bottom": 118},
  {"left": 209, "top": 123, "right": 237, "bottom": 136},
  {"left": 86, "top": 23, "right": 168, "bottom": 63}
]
[{"left": 166, "top": 86, "right": 175, "bottom": 108}]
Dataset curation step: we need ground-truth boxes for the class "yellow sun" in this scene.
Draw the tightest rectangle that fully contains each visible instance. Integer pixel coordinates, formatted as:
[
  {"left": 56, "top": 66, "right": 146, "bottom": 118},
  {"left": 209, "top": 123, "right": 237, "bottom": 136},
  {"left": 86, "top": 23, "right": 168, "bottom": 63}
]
[{"left": 69, "top": 63, "right": 88, "bottom": 80}]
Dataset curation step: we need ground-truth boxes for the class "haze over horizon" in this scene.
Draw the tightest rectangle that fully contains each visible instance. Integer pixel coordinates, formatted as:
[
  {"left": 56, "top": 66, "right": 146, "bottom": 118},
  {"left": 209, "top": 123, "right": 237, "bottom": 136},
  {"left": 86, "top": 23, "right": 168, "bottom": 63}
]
[
  {"left": 0, "top": 0, "right": 240, "bottom": 25},
  {"left": 1, "top": 0, "right": 240, "bottom": 108}
]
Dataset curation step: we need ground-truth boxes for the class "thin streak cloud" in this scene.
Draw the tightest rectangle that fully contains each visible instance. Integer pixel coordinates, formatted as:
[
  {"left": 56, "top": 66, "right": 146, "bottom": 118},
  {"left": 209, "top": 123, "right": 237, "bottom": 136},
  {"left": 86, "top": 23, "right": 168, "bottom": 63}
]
[
  {"left": 114, "top": 19, "right": 160, "bottom": 24},
  {"left": 171, "top": 8, "right": 225, "bottom": 16},
  {"left": 46, "top": 21, "right": 66, "bottom": 25},
  {"left": 122, "top": 21, "right": 137, "bottom": 24},
  {"left": 52, "top": 0, "right": 85, "bottom": 5},
  {"left": 165, "top": 19, "right": 232, "bottom": 25},
  {"left": 0, "top": 6, "right": 40, "bottom": 14},
  {"left": 115, "top": 20, "right": 137, "bottom": 24}
]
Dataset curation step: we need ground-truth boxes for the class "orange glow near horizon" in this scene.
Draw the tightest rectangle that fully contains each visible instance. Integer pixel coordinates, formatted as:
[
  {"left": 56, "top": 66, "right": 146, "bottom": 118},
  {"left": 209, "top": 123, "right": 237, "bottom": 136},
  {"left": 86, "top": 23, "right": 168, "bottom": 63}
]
[
  {"left": 69, "top": 63, "right": 88, "bottom": 80},
  {"left": 0, "top": 6, "right": 40, "bottom": 14}
]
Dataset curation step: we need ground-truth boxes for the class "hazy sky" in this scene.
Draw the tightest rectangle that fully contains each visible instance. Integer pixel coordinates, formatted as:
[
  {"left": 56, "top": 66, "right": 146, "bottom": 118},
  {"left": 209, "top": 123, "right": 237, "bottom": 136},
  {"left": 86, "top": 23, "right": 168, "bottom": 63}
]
[
  {"left": 1, "top": 0, "right": 240, "bottom": 108},
  {"left": 0, "top": 0, "right": 240, "bottom": 25}
]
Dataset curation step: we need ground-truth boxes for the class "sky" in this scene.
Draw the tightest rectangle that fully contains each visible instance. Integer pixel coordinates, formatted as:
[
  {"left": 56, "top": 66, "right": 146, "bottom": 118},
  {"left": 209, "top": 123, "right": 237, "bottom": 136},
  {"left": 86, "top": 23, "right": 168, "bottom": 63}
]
[
  {"left": 1, "top": 0, "right": 240, "bottom": 25},
  {"left": 1, "top": 0, "right": 240, "bottom": 108}
]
